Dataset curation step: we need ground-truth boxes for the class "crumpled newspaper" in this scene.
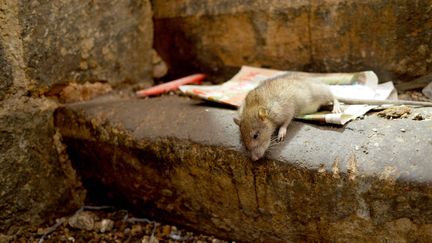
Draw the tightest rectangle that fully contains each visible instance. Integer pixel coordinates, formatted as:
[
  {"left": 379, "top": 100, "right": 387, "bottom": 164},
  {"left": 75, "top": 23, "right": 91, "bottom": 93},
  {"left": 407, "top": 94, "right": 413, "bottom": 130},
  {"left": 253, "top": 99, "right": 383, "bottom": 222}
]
[{"left": 180, "top": 66, "right": 396, "bottom": 125}]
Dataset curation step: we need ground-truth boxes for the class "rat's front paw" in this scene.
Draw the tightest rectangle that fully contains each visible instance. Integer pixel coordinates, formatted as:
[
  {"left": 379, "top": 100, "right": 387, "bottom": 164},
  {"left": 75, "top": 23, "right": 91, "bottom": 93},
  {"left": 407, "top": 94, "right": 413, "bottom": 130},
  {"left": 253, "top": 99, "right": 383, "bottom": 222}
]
[
  {"left": 332, "top": 99, "right": 342, "bottom": 113},
  {"left": 277, "top": 127, "right": 287, "bottom": 142},
  {"left": 332, "top": 105, "right": 342, "bottom": 113}
]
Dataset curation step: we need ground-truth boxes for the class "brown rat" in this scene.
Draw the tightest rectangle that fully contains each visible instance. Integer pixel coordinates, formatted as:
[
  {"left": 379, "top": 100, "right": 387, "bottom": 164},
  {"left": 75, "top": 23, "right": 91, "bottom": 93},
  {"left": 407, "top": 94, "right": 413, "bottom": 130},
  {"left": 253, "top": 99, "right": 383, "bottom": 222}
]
[{"left": 234, "top": 76, "right": 432, "bottom": 161}]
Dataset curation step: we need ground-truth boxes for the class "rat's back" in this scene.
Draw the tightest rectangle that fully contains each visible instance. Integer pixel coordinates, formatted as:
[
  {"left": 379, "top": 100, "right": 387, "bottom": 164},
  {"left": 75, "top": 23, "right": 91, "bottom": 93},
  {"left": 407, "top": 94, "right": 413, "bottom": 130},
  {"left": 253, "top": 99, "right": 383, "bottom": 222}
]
[
  {"left": 254, "top": 77, "right": 334, "bottom": 116},
  {"left": 236, "top": 76, "right": 335, "bottom": 161}
]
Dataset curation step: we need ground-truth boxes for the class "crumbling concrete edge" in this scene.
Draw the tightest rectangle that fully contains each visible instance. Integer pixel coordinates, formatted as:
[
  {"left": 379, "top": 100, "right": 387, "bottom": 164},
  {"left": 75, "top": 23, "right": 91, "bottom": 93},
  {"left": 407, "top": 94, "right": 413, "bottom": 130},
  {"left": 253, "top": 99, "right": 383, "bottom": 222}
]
[{"left": 55, "top": 100, "right": 432, "bottom": 242}]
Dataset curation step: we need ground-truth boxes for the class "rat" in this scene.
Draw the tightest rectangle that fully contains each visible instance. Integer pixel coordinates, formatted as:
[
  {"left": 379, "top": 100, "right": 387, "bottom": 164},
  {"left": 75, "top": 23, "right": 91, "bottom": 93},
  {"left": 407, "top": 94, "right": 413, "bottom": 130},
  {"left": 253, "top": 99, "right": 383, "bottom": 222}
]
[{"left": 233, "top": 76, "right": 432, "bottom": 161}]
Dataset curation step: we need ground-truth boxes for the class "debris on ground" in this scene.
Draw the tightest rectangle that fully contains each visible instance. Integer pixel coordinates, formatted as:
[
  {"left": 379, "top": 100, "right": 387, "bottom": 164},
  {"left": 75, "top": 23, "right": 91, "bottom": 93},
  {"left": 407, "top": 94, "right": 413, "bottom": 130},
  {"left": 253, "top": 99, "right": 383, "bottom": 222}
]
[
  {"left": 398, "top": 90, "right": 432, "bottom": 102},
  {"left": 377, "top": 106, "right": 412, "bottom": 119},
  {"left": 136, "top": 73, "right": 205, "bottom": 97},
  {"left": 68, "top": 210, "right": 96, "bottom": 231},
  {"left": 390, "top": 89, "right": 432, "bottom": 120},
  {"left": 395, "top": 73, "right": 432, "bottom": 92},
  {"left": 9, "top": 207, "right": 229, "bottom": 243},
  {"left": 412, "top": 113, "right": 426, "bottom": 120}
]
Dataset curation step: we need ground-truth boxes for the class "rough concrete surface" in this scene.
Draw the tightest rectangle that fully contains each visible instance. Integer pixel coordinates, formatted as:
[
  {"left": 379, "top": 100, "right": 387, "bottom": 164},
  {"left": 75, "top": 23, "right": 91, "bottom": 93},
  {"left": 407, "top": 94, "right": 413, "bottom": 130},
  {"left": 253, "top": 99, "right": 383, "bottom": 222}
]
[
  {"left": 56, "top": 95, "right": 432, "bottom": 242},
  {"left": 0, "top": 97, "right": 85, "bottom": 234},
  {"left": 24, "top": 0, "right": 153, "bottom": 91},
  {"left": 1, "top": 0, "right": 153, "bottom": 95},
  {"left": 153, "top": 0, "right": 432, "bottom": 82}
]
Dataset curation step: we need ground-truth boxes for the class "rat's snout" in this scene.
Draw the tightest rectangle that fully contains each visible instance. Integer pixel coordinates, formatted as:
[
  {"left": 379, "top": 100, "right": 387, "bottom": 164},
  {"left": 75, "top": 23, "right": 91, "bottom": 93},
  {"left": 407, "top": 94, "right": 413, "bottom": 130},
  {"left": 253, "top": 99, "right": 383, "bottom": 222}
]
[
  {"left": 250, "top": 149, "right": 265, "bottom": 161},
  {"left": 246, "top": 139, "right": 271, "bottom": 161}
]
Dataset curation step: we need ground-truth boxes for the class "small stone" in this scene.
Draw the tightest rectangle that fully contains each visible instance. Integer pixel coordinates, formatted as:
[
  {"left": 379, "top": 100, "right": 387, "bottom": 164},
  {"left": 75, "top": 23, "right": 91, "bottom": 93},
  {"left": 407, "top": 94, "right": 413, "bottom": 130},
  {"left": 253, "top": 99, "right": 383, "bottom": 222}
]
[
  {"left": 68, "top": 211, "right": 95, "bottom": 231},
  {"left": 400, "top": 128, "right": 406, "bottom": 132},
  {"left": 142, "top": 236, "right": 150, "bottom": 243},
  {"left": 99, "top": 219, "right": 114, "bottom": 233},
  {"left": 131, "top": 224, "right": 143, "bottom": 235},
  {"left": 161, "top": 225, "right": 171, "bottom": 236},
  {"left": 354, "top": 145, "right": 360, "bottom": 151},
  {"left": 37, "top": 228, "right": 44, "bottom": 235},
  {"left": 171, "top": 226, "right": 177, "bottom": 233},
  {"left": 412, "top": 113, "right": 425, "bottom": 120},
  {"left": 372, "top": 128, "right": 377, "bottom": 132},
  {"left": 168, "top": 232, "right": 183, "bottom": 240}
]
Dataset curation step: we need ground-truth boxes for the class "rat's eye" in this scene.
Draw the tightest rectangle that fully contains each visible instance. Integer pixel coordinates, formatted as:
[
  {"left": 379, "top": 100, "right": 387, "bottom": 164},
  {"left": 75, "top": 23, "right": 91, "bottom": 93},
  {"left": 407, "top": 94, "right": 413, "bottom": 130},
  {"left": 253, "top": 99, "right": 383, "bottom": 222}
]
[{"left": 253, "top": 132, "right": 260, "bottom": 139}]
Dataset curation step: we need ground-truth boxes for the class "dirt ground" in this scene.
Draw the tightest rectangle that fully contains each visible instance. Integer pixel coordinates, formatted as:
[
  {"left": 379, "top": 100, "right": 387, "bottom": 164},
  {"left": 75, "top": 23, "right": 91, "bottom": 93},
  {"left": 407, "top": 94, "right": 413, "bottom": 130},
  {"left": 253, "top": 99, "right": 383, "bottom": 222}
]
[{"left": 8, "top": 206, "right": 230, "bottom": 243}]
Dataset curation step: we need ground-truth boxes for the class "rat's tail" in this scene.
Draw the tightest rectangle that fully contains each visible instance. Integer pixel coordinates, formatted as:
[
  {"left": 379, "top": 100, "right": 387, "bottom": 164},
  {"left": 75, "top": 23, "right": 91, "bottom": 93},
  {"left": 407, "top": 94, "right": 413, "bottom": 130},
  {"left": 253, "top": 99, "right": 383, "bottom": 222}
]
[{"left": 336, "top": 97, "right": 432, "bottom": 107}]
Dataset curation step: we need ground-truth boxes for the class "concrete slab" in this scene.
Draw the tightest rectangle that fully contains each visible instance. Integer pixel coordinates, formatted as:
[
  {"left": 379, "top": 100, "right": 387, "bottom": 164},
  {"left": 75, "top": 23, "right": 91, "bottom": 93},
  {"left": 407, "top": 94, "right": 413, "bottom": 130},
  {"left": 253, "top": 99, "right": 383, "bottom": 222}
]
[{"left": 55, "top": 95, "right": 432, "bottom": 242}]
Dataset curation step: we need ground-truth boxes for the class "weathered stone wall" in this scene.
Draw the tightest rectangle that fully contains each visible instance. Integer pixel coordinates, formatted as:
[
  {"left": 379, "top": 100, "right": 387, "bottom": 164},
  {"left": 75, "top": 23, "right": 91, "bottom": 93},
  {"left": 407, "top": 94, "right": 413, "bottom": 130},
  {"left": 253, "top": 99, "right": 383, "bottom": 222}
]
[
  {"left": 0, "top": 0, "right": 153, "bottom": 233},
  {"left": 153, "top": 0, "right": 432, "bottom": 82},
  {"left": 0, "top": 44, "right": 13, "bottom": 100},
  {"left": 0, "top": 98, "right": 85, "bottom": 233},
  {"left": 20, "top": 0, "right": 153, "bottom": 93}
]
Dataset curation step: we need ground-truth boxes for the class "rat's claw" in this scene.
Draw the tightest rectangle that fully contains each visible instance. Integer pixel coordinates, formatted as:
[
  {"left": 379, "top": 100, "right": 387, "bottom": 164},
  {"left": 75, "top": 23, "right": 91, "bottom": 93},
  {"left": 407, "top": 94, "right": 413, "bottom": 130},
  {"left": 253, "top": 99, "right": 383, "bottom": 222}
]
[
  {"left": 332, "top": 99, "right": 342, "bottom": 114},
  {"left": 277, "top": 127, "right": 287, "bottom": 142},
  {"left": 332, "top": 106, "right": 342, "bottom": 113}
]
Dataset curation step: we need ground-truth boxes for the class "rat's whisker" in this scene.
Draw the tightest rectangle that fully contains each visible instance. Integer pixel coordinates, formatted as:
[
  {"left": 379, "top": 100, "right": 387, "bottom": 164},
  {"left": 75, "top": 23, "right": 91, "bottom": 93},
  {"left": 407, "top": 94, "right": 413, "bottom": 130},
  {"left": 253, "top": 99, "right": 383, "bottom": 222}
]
[{"left": 268, "top": 141, "right": 281, "bottom": 149}]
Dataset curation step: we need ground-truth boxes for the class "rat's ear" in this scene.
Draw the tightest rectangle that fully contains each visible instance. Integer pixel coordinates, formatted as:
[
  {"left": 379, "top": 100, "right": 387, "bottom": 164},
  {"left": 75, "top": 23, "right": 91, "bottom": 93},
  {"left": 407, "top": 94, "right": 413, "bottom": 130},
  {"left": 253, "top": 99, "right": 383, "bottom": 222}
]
[
  {"left": 233, "top": 117, "right": 240, "bottom": 126},
  {"left": 258, "top": 107, "right": 268, "bottom": 120}
]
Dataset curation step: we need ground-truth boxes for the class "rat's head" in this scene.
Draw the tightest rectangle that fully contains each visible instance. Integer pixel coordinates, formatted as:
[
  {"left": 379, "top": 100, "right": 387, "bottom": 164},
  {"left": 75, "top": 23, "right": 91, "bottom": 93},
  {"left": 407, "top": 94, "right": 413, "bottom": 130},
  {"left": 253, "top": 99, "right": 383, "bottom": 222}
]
[{"left": 234, "top": 106, "right": 275, "bottom": 161}]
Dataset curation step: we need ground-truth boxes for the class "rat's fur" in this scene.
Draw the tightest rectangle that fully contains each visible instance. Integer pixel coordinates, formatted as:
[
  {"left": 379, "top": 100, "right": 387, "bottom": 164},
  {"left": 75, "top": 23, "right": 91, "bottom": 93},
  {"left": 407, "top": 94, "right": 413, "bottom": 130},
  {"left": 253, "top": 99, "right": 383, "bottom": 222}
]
[
  {"left": 234, "top": 76, "right": 432, "bottom": 161},
  {"left": 234, "top": 77, "right": 335, "bottom": 161}
]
